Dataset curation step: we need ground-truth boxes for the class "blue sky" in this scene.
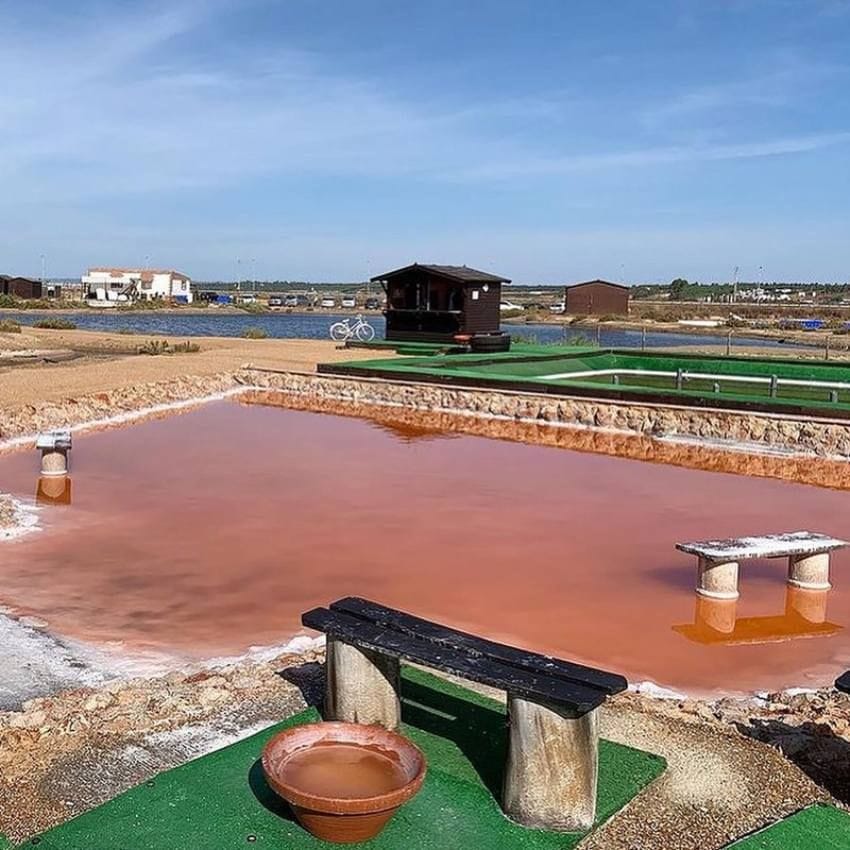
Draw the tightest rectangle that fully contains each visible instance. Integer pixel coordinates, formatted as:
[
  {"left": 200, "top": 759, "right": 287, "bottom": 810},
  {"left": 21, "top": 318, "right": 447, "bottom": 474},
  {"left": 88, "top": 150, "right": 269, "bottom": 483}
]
[{"left": 2, "top": 0, "right": 849, "bottom": 283}]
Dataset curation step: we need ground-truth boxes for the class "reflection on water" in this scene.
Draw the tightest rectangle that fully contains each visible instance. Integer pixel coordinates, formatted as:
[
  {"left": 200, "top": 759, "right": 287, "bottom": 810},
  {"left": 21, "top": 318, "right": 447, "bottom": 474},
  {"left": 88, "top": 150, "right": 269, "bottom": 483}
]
[
  {"left": 673, "top": 588, "right": 841, "bottom": 645},
  {"left": 36, "top": 475, "right": 72, "bottom": 505},
  {"left": 0, "top": 398, "right": 849, "bottom": 694},
  {"left": 242, "top": 390, "right": 850, "bottom": 491}
]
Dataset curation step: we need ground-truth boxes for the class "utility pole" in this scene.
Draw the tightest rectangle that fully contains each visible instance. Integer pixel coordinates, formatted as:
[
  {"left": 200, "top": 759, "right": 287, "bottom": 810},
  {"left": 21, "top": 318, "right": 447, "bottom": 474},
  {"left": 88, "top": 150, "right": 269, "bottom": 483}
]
[{"left": 732, "top": 266, "right": 739, "bottom": 303}]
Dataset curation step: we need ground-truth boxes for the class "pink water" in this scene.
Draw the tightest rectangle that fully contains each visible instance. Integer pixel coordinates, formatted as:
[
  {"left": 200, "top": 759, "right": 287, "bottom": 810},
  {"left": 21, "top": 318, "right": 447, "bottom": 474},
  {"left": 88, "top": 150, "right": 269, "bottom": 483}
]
[{"left": 1, "top": 399, "right": 849, "bottom": 694}]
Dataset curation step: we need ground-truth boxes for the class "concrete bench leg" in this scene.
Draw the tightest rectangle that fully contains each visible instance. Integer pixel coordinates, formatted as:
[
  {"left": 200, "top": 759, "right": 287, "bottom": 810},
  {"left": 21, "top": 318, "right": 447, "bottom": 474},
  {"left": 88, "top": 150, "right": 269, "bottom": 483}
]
[
  {"left": 696, "top": 557, "right": 740, "bottom": 600},
  {"left": 503, "top": 696, "right": 598, "bottom": 832},
  {"left": 787, "top": 552, "right": 831, "bottom": 591},
  {"left": 325, "top": 638, "right": 401, "bottom": 730},
  {"left": 40, "top": 448, "right": 68, "bottom": 477}
]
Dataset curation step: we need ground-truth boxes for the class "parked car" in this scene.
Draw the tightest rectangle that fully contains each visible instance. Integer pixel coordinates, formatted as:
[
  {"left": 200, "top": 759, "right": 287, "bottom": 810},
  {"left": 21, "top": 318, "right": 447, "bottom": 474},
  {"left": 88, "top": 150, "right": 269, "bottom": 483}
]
[
  {"left": 240, "top": 294, "right": 258, "bottom": 304},
  {"left": 364, "top": 297, "right": 381, "bottom": 310},
  {"left": 321, "top": 297, "right": 336, "bottom": 308},
  {"left": 283, "top": 294, "right": 299, "bottom": 307},
  {"left": 341, "top": 295, "right": 357, "bottom": 308},
  {"left": 550, "top": 302, "right": 566, "bottom": 314},
  {"left": 198, "top": 291, "right": 219, "bottom": 303},
  {"left": 268, "top": 296, "right": 283, "bottom": 307},
  {"left": 500, "top": 300, "right": 524, "bottom": 312},
  {"left": 296, "top": 294, "right": 311, "bottom": 307}
]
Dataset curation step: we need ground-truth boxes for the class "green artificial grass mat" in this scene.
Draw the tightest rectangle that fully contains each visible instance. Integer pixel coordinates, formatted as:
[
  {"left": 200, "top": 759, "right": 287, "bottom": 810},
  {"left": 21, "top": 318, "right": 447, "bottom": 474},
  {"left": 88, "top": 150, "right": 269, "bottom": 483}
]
[
  {"left": 16, "top": 667, "right": 664, "bottom": 849},
  {"left": 325, "top": 345, "right": 850, "bottom": 414},
  {"left": 725, "top": 805, "right": 850, "bottom": 849}
]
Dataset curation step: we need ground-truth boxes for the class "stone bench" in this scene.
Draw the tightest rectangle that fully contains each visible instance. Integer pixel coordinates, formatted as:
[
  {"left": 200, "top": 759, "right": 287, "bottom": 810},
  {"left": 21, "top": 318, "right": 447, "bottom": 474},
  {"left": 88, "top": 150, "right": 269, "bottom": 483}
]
[
  {"left": 837, "top": 671, "right": 850, "bottom": 694},
  {"left": 36, "top": 429, "right": 72, "bottom": 476},
  {"left": 676, "top": 531, "right": 847, "bottom": 600},
  {"left": 302, "top": 596, "right": 627, "bottom": 832}
]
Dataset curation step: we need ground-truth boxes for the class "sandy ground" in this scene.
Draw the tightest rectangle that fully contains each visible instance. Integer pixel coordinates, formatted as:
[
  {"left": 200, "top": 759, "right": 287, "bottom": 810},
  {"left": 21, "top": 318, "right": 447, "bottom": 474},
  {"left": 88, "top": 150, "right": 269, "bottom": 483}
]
[
  {"left": 0, "top": 328, "right": 391, "bottom": 408},
  {"left": 1, "top": 325, "right": 845, "bottom": 411}
]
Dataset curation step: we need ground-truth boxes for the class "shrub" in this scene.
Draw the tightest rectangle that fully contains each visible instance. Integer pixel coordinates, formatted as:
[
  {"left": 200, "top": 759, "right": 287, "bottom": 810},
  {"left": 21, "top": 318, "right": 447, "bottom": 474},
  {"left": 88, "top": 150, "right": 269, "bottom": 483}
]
[
  {"left": 0, "top": 319, "right": 21, "bottom": 333},
  {"left": 136, "top": 339, "right": 200, "bottom": 355},
  {"left": 171, "top": 340, "right": 200, "bottom": 353},
  {"left": 0, "top": 295, "right": 18, "bottom": 308},
  {"left": 242, "top": 326, "right": 269, "bottom": 339},
  {"left": 239, "top": 301, "right": 268, "bottom": 314},
  {"left": 136, "top": 339, "right": 170, "bottom": 355},
  {"left": 33, "top": 318, "right": 77, "bottom": 329}
]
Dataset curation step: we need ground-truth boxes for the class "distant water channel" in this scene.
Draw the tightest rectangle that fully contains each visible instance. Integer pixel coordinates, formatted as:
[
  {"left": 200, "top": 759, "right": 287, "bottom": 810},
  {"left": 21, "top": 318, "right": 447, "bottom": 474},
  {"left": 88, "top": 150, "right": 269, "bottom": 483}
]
[{"left": 2, "top": 310, "right": 809, "bottom": 350}]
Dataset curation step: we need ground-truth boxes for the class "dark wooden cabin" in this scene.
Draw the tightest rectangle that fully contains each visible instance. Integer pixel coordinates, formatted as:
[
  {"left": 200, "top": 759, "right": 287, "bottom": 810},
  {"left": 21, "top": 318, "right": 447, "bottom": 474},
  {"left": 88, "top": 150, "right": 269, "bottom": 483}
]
[
  {"left": 1, "top": 275, "right": 43, "bottom": 299},
  {"left": 372, "top": 263, "right": 509, "bottom": 342},
  {"left": 564, "top": 280, "right": 629, "bottom": 316}
]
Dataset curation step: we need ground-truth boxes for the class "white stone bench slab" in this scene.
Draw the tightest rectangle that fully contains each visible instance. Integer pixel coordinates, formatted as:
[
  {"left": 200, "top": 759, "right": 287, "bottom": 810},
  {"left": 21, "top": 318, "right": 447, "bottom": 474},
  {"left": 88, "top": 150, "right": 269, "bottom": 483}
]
[
  {"left": 676, "top": 532, "right": 846, "bottom": 561},
  {"left": 36, "top": 430, "right": 72, "bottom": 451},
  {"left": 677, "top": 532, "right": 847, "bottom": 599}
]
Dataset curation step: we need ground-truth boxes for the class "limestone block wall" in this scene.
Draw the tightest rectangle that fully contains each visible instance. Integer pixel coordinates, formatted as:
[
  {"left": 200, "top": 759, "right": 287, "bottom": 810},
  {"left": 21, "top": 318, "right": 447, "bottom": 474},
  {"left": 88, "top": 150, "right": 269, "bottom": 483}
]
[{"left": 243, "top": 369, "right": 850, "bottom": 460}]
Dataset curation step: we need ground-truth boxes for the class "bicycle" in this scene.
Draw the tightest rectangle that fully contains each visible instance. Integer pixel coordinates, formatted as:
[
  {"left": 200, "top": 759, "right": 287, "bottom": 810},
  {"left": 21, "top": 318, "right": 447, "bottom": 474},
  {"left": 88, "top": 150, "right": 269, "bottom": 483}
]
[{"left": 329, "top": 315, "right": 375, "bottom": 342}]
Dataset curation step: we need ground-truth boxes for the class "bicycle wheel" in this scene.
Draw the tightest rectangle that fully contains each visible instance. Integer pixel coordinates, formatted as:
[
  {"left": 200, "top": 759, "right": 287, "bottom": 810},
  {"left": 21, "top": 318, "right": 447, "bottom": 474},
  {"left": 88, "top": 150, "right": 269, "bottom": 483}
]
[
  {"left": 356, "top": 322, "right": 375, "bottom": 342},
  {"left": 330, "top": 322, "right": 349, "bottom": 342}
]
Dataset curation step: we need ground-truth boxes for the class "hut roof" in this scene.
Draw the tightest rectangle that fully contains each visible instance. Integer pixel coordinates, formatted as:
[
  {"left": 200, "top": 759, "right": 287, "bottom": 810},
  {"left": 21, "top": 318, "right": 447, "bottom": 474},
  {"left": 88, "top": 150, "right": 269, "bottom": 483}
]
[
  {"left": 371, "top": 263, "right": 510, "bottom": 284},
  {"left": 566, "top": 279, "right": 629, "bottom": 291}
]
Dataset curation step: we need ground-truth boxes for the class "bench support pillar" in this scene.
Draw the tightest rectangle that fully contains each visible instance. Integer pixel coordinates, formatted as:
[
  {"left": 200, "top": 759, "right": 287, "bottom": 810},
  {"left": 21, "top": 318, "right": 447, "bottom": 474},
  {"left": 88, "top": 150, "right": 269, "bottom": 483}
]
[
  {"left": 503, "top": 697, "right": 598, "bottom": 832},
  {"left": 696, "top": 557, "right": 739, "bottom": 600},
  {"left": 40, "top": 447, "right": 68, "bottom": 477},
  {"left": 325, "top": 638, "right": 401, "bottom": 730},
  {"left": 787, "top": 552, "right": 831, "bottom": 591}
]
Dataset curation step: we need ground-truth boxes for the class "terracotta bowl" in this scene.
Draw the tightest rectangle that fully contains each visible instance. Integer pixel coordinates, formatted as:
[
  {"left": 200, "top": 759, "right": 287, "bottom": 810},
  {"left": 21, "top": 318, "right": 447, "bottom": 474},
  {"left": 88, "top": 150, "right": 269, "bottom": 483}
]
[{"left": 261, "top": 722, "right": 427, "bottom": 844}]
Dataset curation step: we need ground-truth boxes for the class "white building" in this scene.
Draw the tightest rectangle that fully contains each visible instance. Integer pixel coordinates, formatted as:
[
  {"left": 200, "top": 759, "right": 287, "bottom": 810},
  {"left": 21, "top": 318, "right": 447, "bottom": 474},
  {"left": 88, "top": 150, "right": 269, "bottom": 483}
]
[{"left": 82, "top": 268, "right": 193, "bottom": 303}]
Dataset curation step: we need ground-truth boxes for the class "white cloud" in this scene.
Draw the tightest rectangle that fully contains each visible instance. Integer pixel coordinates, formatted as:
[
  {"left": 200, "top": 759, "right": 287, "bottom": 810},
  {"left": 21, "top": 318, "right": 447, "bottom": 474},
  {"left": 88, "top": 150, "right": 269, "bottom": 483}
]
[{"left": 4, "top": 0, "right": 848, "bottom": 207}]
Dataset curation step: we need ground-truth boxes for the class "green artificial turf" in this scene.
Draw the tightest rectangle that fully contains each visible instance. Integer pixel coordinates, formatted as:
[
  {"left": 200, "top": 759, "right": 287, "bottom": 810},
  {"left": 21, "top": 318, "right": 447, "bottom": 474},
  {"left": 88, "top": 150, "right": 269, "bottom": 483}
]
[
  {"left": 726, "top": 805, "right": 850, "bottom": 849},
  {"left": 16, "top": 667, "right": 665, "bottom": 850},
  {"left": 325, "top": 345, "right": 850, "bottom": 414}
]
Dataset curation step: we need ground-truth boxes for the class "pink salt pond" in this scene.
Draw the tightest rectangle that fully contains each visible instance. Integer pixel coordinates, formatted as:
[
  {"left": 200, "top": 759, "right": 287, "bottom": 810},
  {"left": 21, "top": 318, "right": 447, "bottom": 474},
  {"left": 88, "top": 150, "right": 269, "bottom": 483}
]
[
  {"left": 1, "top": 397, "right": 850, "bottom": 695},
  {"left": 261, "top": 722, "right": 426, "bottom": 843}
]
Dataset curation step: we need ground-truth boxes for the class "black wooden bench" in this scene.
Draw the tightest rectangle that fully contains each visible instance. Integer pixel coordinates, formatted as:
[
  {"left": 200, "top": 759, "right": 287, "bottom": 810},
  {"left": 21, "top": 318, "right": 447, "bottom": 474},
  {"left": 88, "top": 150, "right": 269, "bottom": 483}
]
[
  {"left": 836, "top": 671, "right": 850, "bottom": 694},
  {"left": 302, "top": 597, "right": 627, "bottom": 832}
]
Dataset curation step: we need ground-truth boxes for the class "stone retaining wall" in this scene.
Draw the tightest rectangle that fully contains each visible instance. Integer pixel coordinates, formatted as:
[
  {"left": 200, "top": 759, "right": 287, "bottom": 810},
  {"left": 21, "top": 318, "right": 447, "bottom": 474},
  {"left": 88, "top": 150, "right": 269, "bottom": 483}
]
[
  {"left": 244, "top": 368, "right": 850, "bottom": 460},
  {"left": 3, "top": 366, "right": 850, "bottom": 464},
  {"left": 0, "top": 374, "right": 239, "bottom": 447}
]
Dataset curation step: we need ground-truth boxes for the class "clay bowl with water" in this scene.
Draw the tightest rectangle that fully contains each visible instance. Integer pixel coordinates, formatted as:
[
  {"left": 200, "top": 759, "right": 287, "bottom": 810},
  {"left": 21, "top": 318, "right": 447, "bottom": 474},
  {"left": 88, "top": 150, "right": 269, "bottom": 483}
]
[{"left": 261, "top": 722, "right": 427, "bottom": 844}]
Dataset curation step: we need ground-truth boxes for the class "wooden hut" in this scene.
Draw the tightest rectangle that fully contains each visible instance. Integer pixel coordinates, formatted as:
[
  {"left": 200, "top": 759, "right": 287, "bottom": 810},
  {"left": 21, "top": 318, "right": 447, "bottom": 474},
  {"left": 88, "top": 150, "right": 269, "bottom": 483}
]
[
  {"left": 564, "top": 280, "right": 629, "bottom": 316},
  {"left": 0, "top": 275, "right": 43, "bottom": 299},
  {"left": 372, "top": 263, "right": 510, "bottom": 344}
]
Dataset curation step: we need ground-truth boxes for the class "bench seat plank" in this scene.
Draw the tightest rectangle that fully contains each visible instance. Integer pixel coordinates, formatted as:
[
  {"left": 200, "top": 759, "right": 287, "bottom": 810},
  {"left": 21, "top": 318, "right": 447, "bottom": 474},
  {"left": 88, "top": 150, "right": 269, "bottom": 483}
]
[
  {"left": 330, "top": 596, "right": 626, "bottom": 695},
  {"left": 836, "top": 671, "right": 850, "bottom": 694},
  {"left": 676, "top": 531, "right": 846, "bottom": 562},
  {"left": 303, "top": 607, "right": 610, "bottom": 714}
]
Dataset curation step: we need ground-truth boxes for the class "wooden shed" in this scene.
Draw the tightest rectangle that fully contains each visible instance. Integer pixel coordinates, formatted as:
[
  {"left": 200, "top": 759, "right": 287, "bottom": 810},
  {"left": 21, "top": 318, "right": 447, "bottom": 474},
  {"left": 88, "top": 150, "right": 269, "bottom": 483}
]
[
  {"left": 1, "top": 275, "right": 43, "bottom": 299},
  {"left": 372, "top": 263, "right": 510, "bottom": 343},
  {"left": 564, "top": 280, "right": 629, "bottom": 316}
]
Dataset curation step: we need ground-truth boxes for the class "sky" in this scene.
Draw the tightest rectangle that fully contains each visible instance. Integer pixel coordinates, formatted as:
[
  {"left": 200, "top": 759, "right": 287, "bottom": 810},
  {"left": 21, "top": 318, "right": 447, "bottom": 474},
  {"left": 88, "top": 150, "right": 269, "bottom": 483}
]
[{"left": 1, "top": 0, "right": 849, "bottom": 283}]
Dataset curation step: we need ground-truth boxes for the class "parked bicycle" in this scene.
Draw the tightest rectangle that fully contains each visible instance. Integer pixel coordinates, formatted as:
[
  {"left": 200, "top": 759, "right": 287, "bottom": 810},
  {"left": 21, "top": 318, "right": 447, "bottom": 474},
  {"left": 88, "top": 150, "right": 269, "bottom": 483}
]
[{"left": 329, "top": 315, "right": 376, "bottom": 342}]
